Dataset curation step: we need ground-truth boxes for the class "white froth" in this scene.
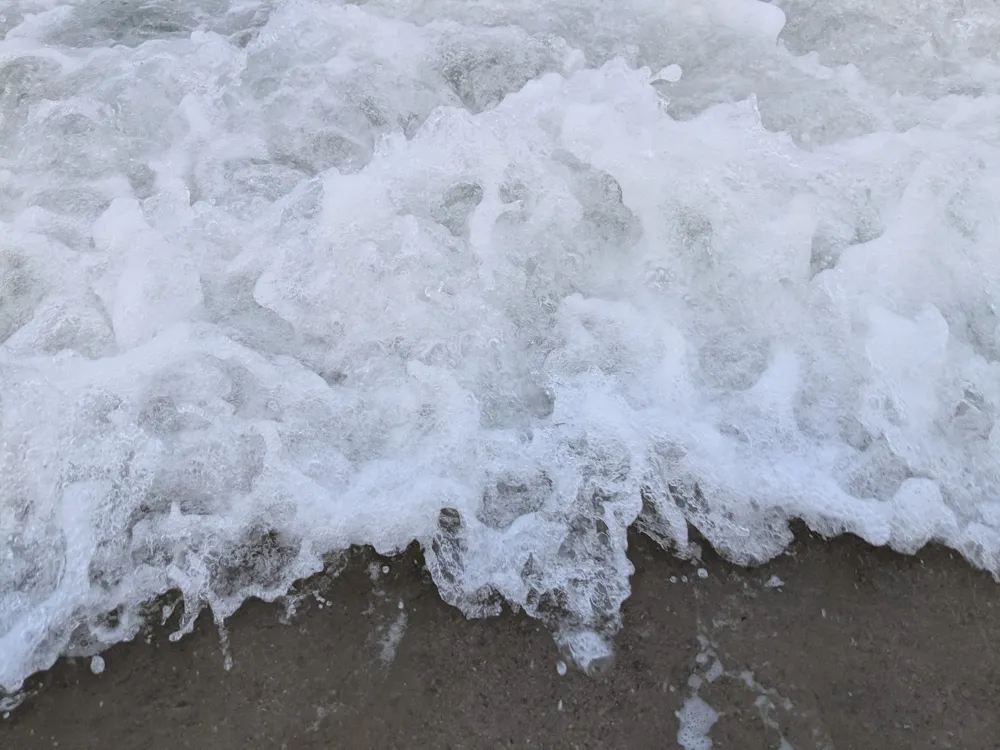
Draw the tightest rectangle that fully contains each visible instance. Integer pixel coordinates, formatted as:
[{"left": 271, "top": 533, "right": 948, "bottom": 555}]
[
  {"left": 2, "top": 0, "right": 1000, "bottom": 695},
  {"left": 676, "top": 696, "right": 720, "bottom": 750}
]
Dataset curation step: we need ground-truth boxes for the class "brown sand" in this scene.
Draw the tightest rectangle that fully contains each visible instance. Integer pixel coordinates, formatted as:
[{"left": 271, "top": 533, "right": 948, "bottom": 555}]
[{"left": 3, "top": 527, "right": 999, "bottom": 749}]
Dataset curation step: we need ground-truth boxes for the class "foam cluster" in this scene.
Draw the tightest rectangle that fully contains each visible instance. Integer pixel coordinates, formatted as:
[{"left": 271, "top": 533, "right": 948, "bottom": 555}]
[{"left": 2, "top": 0, "right": 1000, "bottom": 690}]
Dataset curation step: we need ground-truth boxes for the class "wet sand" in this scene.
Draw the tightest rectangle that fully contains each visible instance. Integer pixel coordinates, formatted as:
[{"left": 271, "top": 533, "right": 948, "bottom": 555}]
[{"left": 3, "top": 527, "right": 999, "bottom": 749}]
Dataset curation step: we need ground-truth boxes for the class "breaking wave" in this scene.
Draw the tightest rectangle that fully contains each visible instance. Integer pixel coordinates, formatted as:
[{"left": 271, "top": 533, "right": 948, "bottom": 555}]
[{"left": 2, "top": 0, "right": 1000, "bottom": 691}]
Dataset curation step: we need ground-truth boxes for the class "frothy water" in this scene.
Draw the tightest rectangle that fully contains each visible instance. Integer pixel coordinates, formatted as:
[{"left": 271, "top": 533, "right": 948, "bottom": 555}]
[{"left": 2, "top": 0, "right": 1000, "bottom": 692}]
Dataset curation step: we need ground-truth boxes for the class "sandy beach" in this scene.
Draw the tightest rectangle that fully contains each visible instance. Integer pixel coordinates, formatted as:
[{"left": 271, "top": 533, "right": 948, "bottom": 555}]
[{"left": 3, "top": 527, "right": 998, "bottom": 749}]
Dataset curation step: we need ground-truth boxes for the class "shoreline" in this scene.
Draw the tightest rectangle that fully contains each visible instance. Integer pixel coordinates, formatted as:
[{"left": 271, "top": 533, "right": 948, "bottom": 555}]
[{"left": 3, "top": 528, "right": 999, "bottom": 749}]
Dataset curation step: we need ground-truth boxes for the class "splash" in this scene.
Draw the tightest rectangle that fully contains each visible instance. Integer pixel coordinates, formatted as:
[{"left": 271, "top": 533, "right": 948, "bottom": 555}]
[{"left": 2, "top": 0, "right": 1000, "bottom": 693}]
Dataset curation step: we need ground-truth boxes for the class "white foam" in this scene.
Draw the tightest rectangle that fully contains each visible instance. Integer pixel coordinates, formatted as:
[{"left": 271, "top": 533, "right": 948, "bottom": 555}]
[
  {"left": 676, "top": 696, "right": 720, "bottom": 750},
  {"left": 2, "top": 0, "right": 1000, "bottom": 695}
]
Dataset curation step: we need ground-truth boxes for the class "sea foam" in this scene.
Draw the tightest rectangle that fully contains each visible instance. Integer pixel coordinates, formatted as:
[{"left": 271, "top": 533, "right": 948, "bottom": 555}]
[{"left": 2, "top": 0, "right": 1000, "bottom": 692}]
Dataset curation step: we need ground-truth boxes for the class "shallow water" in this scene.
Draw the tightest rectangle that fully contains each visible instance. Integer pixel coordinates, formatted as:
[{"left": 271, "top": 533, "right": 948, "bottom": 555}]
[{"left": 1, "top": 0, "right": 999, "bottom": 692}]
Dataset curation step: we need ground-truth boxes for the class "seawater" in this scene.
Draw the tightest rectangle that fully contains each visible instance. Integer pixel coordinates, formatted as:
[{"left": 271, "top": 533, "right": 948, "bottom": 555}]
[{"left": 2, "top": 0, "right": 1000, "bottom": 693}]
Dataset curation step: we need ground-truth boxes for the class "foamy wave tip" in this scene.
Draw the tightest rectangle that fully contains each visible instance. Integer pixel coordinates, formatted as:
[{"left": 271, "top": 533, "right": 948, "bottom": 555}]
[{"left": 2, "top": 0, "right": 1000, "bottom": 695}]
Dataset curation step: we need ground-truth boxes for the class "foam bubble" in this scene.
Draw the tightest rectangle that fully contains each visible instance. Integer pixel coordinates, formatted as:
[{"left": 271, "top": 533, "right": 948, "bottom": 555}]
[
  {"left": 654, "top": 65, "right": 683, "bottom": 83},
  {"left": 2, "top": 0, "right": 1000, "bottom": 696}
]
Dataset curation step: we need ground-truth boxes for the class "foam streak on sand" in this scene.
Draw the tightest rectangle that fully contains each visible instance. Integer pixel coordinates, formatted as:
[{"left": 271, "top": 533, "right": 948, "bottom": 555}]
[{"left": 2, "top": 0, "right": 1000, "bottom": 693}]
